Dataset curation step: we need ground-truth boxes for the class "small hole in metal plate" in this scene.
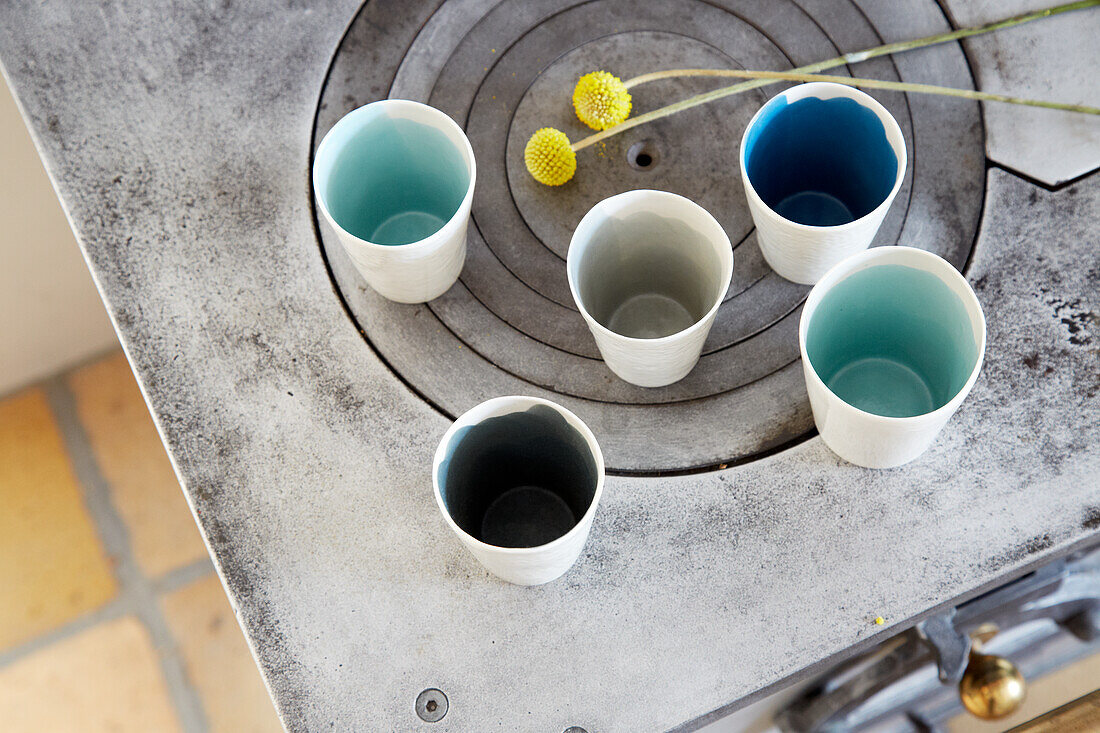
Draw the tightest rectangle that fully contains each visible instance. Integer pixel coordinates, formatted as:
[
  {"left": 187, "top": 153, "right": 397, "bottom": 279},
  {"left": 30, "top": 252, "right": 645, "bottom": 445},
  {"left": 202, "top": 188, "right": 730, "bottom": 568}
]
[
  {"left": 416, "top": 688, "right": 448, "bottom": 722},
  {"left": 627, "top": 140, "right": 659, "bottom": 170}
]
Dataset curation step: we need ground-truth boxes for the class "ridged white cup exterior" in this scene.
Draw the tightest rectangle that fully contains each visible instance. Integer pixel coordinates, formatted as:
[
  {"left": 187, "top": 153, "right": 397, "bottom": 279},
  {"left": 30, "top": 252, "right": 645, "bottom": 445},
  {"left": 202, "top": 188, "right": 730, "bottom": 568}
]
[
  {"left": 567, "top": 190, "right": 734, "bottom": 388},
  {"left": 432, "top": 396, "right": 605, "bottom": 586},
  {"left": 740, "top": 83, "right": 906, "bottom": 285},
  {"left": 313, "top": 100, "right": 476, "bottom": 303},
  {"left": 799, "top": 247, "right": 985, "bottom": 468}
]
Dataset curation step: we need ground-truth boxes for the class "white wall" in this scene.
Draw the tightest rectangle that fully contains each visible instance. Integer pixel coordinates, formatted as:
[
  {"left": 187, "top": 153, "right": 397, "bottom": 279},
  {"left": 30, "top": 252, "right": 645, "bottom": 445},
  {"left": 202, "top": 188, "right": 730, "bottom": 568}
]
[{"left": 0, "top": 75, "right": 118, "bottom": 396}]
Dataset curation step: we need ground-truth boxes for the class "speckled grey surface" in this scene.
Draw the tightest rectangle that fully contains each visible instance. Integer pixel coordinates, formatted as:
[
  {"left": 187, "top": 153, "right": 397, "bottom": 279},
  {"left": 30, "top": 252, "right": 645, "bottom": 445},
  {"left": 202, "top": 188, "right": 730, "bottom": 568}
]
[
  {"left": 942, "top": 0, "right": 1100, "bottom": 186},
  {"left": 0, "top": 1, "right": 1097, "bottom": 731}
]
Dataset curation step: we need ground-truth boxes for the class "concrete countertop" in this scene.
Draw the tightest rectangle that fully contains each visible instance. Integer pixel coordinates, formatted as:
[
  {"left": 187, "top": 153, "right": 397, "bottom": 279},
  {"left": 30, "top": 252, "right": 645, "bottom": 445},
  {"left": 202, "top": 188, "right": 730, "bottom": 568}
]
[{"left": 0, "top": 1, "right": 1096, "bottom": 730}]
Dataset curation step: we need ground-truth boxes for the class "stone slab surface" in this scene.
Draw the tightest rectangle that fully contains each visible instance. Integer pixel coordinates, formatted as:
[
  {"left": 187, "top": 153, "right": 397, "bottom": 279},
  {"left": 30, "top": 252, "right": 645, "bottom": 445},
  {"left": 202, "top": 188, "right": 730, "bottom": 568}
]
[
  {"left": 942, "top": 0, "right": 1100, "bottom": 186},
  {"left": 0, "top": 1, "right": 1097, "bottom": 731}
]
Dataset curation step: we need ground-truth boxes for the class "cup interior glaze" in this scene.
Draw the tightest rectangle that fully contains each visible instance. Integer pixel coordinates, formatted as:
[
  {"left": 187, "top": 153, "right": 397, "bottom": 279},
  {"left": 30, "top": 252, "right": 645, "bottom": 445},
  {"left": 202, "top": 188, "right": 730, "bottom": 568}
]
[
  {"left": 314, "top": 102, "right": 471, "bottom": 245},
  {"left": 436, "top": 403, "right": 600, "bottom": 548},
  {"left": 570, "top": 200, "right": 729, "bottom": 339},
  {"left": 743, "top": 85, "right": 901, "bottom": 227},
  {"left": 805, "top": 261, "right": 981, "bottom": 418}
]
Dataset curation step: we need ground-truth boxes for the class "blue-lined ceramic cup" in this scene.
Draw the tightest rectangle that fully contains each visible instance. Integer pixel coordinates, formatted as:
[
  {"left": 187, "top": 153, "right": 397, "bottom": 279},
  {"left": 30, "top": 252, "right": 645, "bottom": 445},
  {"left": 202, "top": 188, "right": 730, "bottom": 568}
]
[
  {"left": 433, "top": 396, "right": 604, "bottom": 585},
  {"left": 799, "top": 246, "right": 985, "bottom": 468},
  {"left": 740, "top": 82, "right": 906, "bottom": 285},
  {"left": 313, "top": 100, "right": 475, "bottom": 303}
]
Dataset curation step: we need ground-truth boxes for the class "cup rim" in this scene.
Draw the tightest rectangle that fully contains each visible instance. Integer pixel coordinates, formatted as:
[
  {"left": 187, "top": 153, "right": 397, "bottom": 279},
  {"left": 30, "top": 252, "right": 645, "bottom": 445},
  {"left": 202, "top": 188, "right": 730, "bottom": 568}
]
[
  {"left": 798, "top": 245, "right": 986, "bottom": 424},
  {"left": 431, "top": 395, "right": 606, "bottom": 555},
  {"left": 739, "top": 81, "right": 907, "bottom": 233},
  {"left": 566, "top": 189, "right": 734, "bottom": 345},
  {"left": 312, "top": 98, "right": 477, "bottom": 251}
]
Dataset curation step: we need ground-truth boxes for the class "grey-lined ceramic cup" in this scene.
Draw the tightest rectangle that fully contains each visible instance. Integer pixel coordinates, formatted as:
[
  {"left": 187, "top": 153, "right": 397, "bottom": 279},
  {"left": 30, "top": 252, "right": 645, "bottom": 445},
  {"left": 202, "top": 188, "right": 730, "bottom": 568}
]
[{"left": 567, "top": 190, "right": 733, "bottom": 387}]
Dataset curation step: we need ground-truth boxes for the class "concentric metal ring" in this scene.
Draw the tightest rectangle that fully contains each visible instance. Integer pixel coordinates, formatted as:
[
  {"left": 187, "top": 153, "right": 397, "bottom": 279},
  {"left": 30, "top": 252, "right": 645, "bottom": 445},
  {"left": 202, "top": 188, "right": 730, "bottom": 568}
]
[{"left": 311, "top": 0, "right": 984, "bottom": 472}]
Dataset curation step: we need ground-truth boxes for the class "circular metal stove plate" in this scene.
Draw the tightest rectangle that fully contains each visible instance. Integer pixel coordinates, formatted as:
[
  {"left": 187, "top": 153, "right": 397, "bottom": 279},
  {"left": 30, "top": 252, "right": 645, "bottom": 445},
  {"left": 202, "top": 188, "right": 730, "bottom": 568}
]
[{"left": 312, "top": 0, "right": 984, "bottom": 472}]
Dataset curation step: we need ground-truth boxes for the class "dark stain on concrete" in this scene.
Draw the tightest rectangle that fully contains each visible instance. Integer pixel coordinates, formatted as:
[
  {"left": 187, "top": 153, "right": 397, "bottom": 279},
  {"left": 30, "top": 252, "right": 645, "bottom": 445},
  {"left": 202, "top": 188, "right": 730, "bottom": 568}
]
[
  {"left": 984, "top": 533, "right": 1057, "bottom": 571},
  {"left": 1040, "top": 296, "right": 1095, "bottom": 346},
  {"left": 1026, "top": 533, "right": 1055, "bottom": 554}
]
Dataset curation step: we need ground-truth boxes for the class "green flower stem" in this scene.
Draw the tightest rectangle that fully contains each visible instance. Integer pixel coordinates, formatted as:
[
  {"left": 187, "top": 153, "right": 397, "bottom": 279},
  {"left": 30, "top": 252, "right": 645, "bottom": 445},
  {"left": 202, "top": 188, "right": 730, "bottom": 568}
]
[
  {"left": 573, "top": 73, "right": 1096, "bottom": 153},
  {"left": 623, "top": 0, "right": 1097, "bottom": 89},
  {"left": 572, "top": 70, "right": 1097, "bottom": 151},
  {"left": 571, "top": 2, "right": 1100, "bottom": 153},
  {"left": 640, "top": 69, "right": 1098, "bottom": 113},
  {"left": 571, "top": 70, "right": 1097, "bottom": 152}
]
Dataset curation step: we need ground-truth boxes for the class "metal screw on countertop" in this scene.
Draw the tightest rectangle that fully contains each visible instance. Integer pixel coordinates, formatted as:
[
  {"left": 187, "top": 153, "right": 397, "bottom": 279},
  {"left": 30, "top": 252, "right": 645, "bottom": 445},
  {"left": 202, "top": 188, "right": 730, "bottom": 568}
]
[
  {"left": 563, "top": 727, "right": 589, "bottom": 733},
  {"left": 415, "top": 689, "right": 448, "bottom": 723}
]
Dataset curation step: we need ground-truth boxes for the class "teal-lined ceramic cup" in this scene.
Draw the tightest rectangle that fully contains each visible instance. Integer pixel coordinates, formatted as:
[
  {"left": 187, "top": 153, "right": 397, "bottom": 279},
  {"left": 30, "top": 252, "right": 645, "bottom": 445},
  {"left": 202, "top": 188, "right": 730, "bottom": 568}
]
[
  {"left": 313, "top": 100, "right": 475, "bottom": 303},
  {"left": 799, "top": 246, "right": 985, "bottom": 468}
]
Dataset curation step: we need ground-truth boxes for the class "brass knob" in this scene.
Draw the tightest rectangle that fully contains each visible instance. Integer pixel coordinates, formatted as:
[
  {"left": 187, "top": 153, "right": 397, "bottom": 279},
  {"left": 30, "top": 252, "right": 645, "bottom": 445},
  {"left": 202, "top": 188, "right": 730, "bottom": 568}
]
[{"left": 959, "top": 651, "right": 1026, "bottom": 720}]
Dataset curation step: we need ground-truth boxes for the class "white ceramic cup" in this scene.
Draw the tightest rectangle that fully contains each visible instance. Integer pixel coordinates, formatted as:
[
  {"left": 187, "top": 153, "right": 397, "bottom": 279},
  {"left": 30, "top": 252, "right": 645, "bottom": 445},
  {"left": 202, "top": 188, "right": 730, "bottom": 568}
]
[
  {"left": 313, "top": 99, "right": 476, "bottom": 303},
  {"left": 740, "top": 82, "right": 906, "bottom": 285},
  {"left": 800, "top": 246, "right": 985, "bottom": 468},
  {"left": 433, "top": 396, "right": 604, "bottom": 586},
  {"left": 567, "top": 190, "right": 734, "bottom": 388}
]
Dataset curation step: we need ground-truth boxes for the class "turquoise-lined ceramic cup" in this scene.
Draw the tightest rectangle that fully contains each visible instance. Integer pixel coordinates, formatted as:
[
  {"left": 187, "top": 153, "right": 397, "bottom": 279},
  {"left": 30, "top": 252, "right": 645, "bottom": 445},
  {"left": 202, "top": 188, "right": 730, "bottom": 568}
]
[
  {"left": 740, "top": 82, "right": 906, "bottom": 285},
  {"left": 433, "top": 396, "right": 604, "bottom": 586},
  {"left": 313, "top": 100, "right": 475, "bottom": 303},
  {"left": 799, "top": 246, "right": 985, "bottom": 468}
]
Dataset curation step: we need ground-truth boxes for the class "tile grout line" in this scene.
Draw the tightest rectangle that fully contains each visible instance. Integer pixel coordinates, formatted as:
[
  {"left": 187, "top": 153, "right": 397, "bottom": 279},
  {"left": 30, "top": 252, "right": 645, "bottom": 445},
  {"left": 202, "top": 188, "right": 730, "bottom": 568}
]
[
  {"left": 0, "top": 534, "right": 215, "bottom": 672},
  {"left": 0, "top": 596, "right": 130, "bottom": 669},
  {"left": 44, "top": 377, "right": 212, "bottom": 733},
  {"left": 155, "top": 557, "right": 217, "bottom": 595}
]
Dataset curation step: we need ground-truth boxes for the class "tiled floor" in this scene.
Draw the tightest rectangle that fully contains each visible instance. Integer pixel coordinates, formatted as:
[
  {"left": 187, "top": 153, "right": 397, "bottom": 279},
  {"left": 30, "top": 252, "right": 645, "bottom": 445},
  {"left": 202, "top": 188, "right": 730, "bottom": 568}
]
[{"left": 0, "top": 349, "right": 283, "bottom": 733}]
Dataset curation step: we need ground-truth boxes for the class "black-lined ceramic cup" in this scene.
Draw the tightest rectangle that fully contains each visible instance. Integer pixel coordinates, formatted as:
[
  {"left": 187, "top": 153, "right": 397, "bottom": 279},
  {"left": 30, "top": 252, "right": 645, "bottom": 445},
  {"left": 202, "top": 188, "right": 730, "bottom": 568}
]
[{"left": 433, "top": 396, "right": 604, "bottom": 585}]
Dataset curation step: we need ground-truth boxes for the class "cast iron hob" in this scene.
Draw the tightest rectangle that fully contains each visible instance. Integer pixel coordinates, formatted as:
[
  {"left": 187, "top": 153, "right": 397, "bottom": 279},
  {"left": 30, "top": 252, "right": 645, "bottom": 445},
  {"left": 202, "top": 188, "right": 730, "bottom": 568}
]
[{"left": 311, "top": 0, "right": 984, "bottom": 472}]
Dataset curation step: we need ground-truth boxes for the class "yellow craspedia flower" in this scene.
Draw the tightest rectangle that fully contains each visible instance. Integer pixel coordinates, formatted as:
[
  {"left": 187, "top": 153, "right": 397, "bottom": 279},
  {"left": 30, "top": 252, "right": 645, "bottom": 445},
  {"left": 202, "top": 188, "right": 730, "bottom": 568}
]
[
  {"left": 524, "top": 127, "right": 576, "bottom": 186},
  {"left": 573, "top": 71, "right": 632, "bottom": 130}
]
